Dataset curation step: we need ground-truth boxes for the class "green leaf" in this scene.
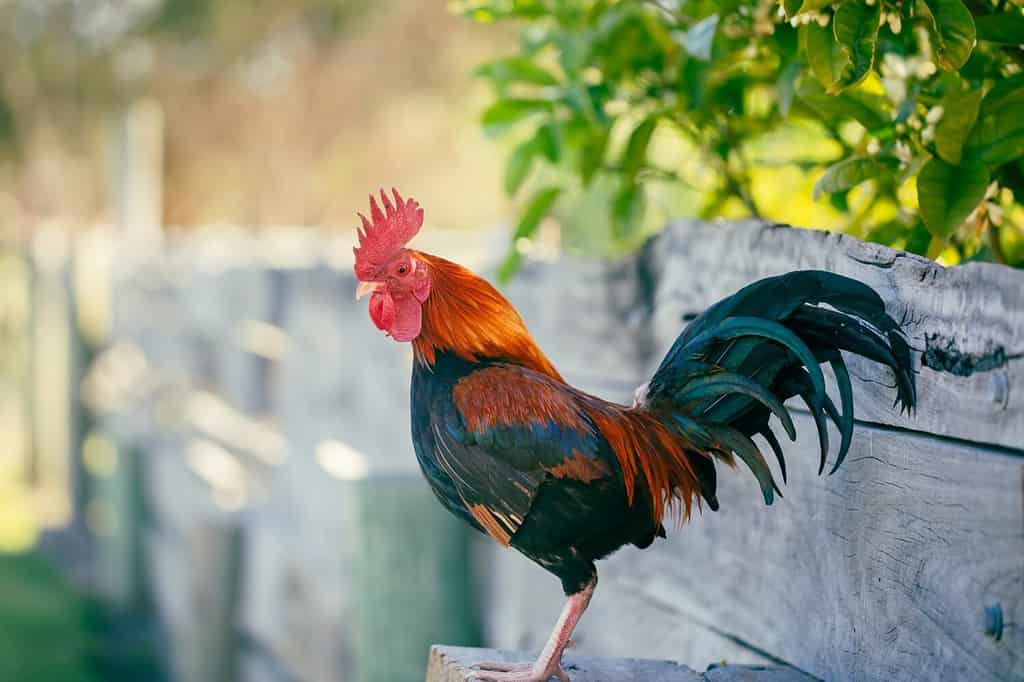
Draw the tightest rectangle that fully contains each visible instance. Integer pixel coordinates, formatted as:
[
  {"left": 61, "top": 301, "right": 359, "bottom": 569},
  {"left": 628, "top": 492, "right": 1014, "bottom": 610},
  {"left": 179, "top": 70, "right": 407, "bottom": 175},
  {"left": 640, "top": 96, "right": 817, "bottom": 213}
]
[
  {"left": 535, "top": 122, "right": 562, "bottom": 163},
  {"left": 964, "top": 111, "right": 1024, "bottom": 165},
  {"left": 455, "top": 0, "right": 547, "bottom": 21},
  {"left": 832, "top": 1, "right": 881, "bottom": 90},
  {"left": 474, "top": 57, "right": 559, "bottom": 86},
  {"left": 904, "top": 222, "right": 933, "bottom": 255},
  {"left": 514, "top": 185, "right": 562, "bottom": 240},
  {"left": 580, "top": 129, "right": 610, "bottom": 186},
  {"left": 481, "top": 98, "right": 553, "bottom": 130},
  {"left": 917, "top": 157, "right": 989, "bottom": 239},
  {"left": 979, "top": 72, "right": 1024, "bottom": 114},
  {"left": 777, "top": 60, "right": 802, "bottom": 117},
  {"left": 934, "top": 88, "right": 982, "bottom": 165},
  {"left": 866, "top": 219, "right": 912, "bottom": 245},
  {"left": 813, "top": 157, "right": 891, "bottom": 200},
  {"left": 829, "top": 189, "right": 851, "bottom": 212},
  {"left": 0, "top": 95, "right": 14, "bottom": 146},
  {"left": 679, "top": 14, "right": 719, "bottom": 61},
  {"left": 974, "top": 11, "right": 1024, "bottom": 45},
  {"left": 497, "top": 250, "right": 522, "bottom": 284},
  {"left": 612, "top": 182, "right": 646, "bottom": 240},
  {"left": 963, "top": 77, "right": 1024, "bottom": 165},
  {"left": 795, "top": 77, "right": 889, "bottom": 130},
  {"left": 622, "top": 116, "right": 658, "bottom": 181},
  {"left": 918, "top": 0, "right": 977, "bottom": 71},
  {"left": 801, "top": 21, "right": 848, "bottom": 92},
  {"left": 505, "top": 139, "right": 537, "bottom": 196},
  {"left": 786, "top": 0, "right": 836, "bottom": 18}
]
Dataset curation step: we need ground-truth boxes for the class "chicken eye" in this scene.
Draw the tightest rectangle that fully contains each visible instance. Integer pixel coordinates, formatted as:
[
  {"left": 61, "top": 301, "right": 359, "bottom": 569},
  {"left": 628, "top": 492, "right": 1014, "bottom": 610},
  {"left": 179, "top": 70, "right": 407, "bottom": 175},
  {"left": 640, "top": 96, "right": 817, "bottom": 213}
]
[{"left": 397, "top": 264, "right": 408, "bottom": 275}]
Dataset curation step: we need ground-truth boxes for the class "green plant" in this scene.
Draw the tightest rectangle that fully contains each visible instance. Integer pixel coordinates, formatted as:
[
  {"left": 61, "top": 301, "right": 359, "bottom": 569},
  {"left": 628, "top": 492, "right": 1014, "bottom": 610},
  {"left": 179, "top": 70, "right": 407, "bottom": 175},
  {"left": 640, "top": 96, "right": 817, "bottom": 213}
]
[{"left": 455, "top": 0, "right": 1024, "bottom": 276}]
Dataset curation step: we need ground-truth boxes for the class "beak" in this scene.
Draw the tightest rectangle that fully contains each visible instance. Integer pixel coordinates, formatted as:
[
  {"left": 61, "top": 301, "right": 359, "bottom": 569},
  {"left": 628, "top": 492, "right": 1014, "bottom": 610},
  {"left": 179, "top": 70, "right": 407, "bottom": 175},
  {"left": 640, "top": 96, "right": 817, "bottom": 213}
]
[{"left": 355, "top": 281, "right": 381, "bottom": 301}]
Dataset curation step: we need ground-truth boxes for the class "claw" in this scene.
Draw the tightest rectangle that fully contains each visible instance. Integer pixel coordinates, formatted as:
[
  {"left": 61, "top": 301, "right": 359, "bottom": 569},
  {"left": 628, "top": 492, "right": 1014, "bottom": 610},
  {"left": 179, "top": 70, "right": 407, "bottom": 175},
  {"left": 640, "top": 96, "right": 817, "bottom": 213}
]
[
  {"left": 467, "top": 661, "right": 570, "bottom": 682},
  {"left": 473, "top": 661, "right": 533, "bottom": 673}
]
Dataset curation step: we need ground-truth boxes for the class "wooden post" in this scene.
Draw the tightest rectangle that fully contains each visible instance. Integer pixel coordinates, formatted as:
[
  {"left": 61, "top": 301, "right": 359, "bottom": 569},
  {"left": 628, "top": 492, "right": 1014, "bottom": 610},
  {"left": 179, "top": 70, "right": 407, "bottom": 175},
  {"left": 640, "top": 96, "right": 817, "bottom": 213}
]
[
  {"left": 347, "top": 477, "right": 481, "bottom": 682},
  {"left": 425, "top": 646, "right": 816, "bottom": 682},
  {"left": 185, "top": 520, "right": 244, "bottom": 682},
  {"left": 112, "top": 98, "right": 164, "bottom": 257},
  {"left": 27, "top": 228, "right": 76, "bottom": 528},
  {"left": 91, "top": 440, "right": 143, "bottom": 610}
]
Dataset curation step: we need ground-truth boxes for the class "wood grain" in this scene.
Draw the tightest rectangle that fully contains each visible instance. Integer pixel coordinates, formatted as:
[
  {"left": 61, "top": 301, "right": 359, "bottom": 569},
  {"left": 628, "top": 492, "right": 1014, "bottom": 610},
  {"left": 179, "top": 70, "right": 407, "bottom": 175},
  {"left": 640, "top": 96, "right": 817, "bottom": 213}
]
[
  {"left": 484, "top": 414, "right": 1023, "bottom": 681},
  {"left": 426, "top": 645, "right": 816, "bottom": 682},
  {"left": 646, "top": 220, "right": 1024, "bottom": 451}
]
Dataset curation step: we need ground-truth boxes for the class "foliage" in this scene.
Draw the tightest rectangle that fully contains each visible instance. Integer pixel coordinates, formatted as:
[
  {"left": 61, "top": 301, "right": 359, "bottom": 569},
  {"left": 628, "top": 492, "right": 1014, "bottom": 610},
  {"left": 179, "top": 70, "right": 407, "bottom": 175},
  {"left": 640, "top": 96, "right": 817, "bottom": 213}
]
[
  {"left": 455, "top": 0, "right": 1024, "bottom": 276},
  {"left": 0, "top": 0, "right": 370, "bottom": 155},
  {"left": 0, "top": 552, "right": 162, "bottom": 681}
]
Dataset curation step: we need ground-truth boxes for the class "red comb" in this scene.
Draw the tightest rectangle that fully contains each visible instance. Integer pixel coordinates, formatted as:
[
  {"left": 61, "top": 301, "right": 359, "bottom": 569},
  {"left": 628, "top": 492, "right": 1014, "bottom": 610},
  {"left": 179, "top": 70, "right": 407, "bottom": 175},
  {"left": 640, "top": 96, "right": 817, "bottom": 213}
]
[{"left": 353, "top": 188, "right": 424, "bottom": 280}]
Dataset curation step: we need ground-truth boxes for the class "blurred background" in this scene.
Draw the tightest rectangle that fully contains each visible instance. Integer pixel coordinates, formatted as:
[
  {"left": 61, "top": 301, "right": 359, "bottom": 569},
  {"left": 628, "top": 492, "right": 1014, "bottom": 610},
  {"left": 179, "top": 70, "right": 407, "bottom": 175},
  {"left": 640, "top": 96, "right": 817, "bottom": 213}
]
[
  {"left": 2, "top": 3, "right": 514, "bottom": 681},
  {"left": 1, "top": 0, "right": 1022, "bottom": 681}
]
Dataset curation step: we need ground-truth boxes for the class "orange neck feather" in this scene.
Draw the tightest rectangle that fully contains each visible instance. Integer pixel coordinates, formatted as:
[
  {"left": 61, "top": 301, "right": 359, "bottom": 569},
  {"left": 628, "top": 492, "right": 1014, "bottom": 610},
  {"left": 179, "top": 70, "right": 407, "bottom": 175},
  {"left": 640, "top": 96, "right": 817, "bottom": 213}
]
[{"left": 411, "top": 251, "right": 562, "bottom": 381}]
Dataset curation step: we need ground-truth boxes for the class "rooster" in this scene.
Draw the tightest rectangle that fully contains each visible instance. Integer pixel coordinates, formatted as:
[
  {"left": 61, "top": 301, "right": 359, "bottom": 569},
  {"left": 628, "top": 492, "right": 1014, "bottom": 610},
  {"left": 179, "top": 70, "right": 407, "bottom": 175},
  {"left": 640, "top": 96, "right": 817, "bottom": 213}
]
[{"left": 354, "top": 189, "right": 916, "bottom": 682}]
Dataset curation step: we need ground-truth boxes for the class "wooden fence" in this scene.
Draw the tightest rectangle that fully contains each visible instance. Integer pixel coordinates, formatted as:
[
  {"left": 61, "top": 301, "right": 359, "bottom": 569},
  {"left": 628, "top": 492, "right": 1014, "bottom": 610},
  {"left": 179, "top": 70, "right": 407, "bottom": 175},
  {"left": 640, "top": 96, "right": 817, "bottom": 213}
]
[
  {"left": 477, "top": 220, "right": 1023, "bottom": 682},
  {"left": 20, "top": 220, "right": 1024, "bottom": 681}
]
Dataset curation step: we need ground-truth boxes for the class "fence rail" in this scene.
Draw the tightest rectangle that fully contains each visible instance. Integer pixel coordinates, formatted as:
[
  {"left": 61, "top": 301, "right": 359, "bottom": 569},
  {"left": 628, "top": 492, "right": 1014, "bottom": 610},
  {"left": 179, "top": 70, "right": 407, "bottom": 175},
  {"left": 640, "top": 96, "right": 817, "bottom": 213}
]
[{"left": 14, "top": 220, "right": 1024, "bottom": 681}]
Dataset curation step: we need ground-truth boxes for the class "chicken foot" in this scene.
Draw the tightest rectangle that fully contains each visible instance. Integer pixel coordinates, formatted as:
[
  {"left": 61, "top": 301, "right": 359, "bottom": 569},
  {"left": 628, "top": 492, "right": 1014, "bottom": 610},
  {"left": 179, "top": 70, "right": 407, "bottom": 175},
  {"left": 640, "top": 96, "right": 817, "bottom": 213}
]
[{"left": 469, "top": 577, "right": 596, "bottom": 682}]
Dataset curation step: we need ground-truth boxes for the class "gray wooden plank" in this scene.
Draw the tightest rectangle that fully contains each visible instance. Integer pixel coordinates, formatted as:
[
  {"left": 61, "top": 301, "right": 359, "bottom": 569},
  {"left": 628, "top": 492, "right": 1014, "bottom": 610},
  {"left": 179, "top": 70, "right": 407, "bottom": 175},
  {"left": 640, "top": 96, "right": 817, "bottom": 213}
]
[
  {"left": 505, "top": 258, "right": 650, "bottom": 404},
  {"left": 349, "top": 478, "right": 480, "bottom": 682},
  {"left": 646, "top": 219, "right": 1024, "bottom": 451},
  {"left": 479, "top": 416, "right": 1023, "bottom": 680},
  {"left": 474, "top": 536, "right": 779, "bottom": 671},
  {"left": 426, "top": 645, "right": 816, "bottom": 682},
  {"left": 184, "top": 521, "right": 244, "bottom": 682},
  {"left": 584, "top": 414, "right": 1023, "bottom": 682}
]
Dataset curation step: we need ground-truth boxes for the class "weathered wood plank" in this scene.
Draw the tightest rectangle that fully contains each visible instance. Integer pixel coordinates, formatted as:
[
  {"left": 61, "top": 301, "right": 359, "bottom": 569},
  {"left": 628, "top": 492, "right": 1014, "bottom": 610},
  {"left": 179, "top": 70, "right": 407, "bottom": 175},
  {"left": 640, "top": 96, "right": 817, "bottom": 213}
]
[
  {"left": 647, "top": 220, "right": 1024, "bottom": 451},
  {"left": 93, "top": 444, "right": 143, "bottom": 609},
  {"left": 479, "top": 416, "right": 1022, "bottom": 681},
  {"left": 348, "top": 478, "right": 480, "bottom": 682},
  {"left": 426, "top": 645, "right": 816, "bottom": 682},
  {"left": 184, "top": 521, "right": 244, "bottom": 682},
  {"left": 506, "top": 258, "right": 650, "bottom": 404},
  {"left": 475, "top": 536, "right": 779, "bottom": 671}
]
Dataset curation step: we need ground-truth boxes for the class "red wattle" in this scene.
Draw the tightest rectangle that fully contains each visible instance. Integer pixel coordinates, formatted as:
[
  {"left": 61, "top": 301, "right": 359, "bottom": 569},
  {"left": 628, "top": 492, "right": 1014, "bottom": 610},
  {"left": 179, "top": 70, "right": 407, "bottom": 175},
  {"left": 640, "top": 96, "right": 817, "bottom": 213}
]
[
  {"left": 389, "top": 293, "right": 423, "bottom": 341},
  {"left": 369, "top": 290, "right": 394, "bottom": 331},
  {"left": 367, "top": 289, "right": 422, "bottom": 341}
]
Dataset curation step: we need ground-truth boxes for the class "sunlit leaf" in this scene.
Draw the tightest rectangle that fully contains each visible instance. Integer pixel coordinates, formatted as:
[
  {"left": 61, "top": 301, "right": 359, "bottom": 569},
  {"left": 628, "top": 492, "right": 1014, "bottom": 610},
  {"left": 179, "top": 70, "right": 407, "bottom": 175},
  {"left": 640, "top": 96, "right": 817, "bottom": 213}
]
[
  {"left": 481, "top": 98, "right": 553, "bottom": 130},
  {"left": 795, "top": 77, "right": 888, "bottom": 130},
  {"left": 813, "top": 157, "right": 892, "bottom": 200},
  {"left": 535, "top": 122, "right": 562, "bottom": 163},
  {"left": 918, "top": 157, "right": 989, "bottom": 239},
  {"left": 622, "top": 115, "right": 658, "bottom": 181},
  {"left": 580, "top": 129, "right": 610, "bottom": 186},
  {"left": 785, "top": 0, "right": 836, "bottom": 18},
  {"left": 474, "top": 57, "right": 559, "bottom": 86},
  {"left": 505, "top": 139, "right": 537, "bottom": 196},
  {"left": 514, "top": 185, "right": 562, "bottom": 239},
  {"left": 612, "top": 182, "right": 646, "bottom": 240},
  {"left": 918, "top": 0, "right": 976, "bottom": 71},
  {"left": 801, "top": 21, "right": 848, "bottom": 92},
  {"left": 935, "top": 88, "right": 982, "bottom": 165},
  {"left": 832, "top": 1, "right": 880, "bottom": 90}
]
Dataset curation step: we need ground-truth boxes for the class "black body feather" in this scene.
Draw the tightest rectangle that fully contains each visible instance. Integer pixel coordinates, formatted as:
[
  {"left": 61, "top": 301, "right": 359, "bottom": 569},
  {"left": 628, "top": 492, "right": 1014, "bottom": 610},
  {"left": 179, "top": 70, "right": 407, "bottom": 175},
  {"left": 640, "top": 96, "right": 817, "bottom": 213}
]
[{"left": 410, "top": 270, "right": 917, "bottom": 595}]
